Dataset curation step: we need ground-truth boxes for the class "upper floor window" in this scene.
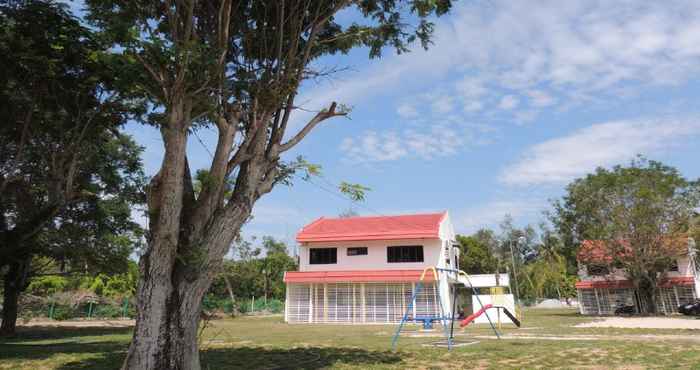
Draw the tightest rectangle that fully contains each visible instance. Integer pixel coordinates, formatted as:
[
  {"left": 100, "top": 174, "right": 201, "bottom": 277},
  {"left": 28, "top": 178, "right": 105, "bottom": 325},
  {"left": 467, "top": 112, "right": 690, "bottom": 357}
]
[
  {"left": 669, "top": 259, "right": 679, "bottom": 272},
  {"left": 310, "top": 248, "right": 337, "bottom": 264},
  {"left": 387, "top": 245, "right": 424, "bottom": 263},
  {"left": 347, "top": 247, "right": 368, "bottom": 256},
  {"left": 587, "top": 264, "right": 609, "bottom": 276}
]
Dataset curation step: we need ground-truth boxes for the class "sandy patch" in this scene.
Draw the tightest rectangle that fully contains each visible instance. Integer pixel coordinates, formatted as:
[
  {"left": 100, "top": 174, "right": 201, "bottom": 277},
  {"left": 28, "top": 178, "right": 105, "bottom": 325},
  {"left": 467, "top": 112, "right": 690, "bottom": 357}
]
[{"left": 574, "top": 316, "right": 700, "bottom": 330}]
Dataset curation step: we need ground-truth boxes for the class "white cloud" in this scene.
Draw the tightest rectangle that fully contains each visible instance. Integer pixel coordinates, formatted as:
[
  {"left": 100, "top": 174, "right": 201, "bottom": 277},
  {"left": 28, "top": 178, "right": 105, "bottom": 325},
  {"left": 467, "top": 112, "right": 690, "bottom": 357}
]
[
  {"left": 341, "top": 125, "right": 466, "bottom": 163},
  {"left": 296, "top": 1, "right": 700, "bottom": 129},
  {"left": 501, "top": 117, "right": 700, "bottom": 185},
  {"left": 396, "top": 103, "right": 419, "bottom": 119},
  {"left": 430, "top": 95, "right": 454, "bottom": 115},
  {"left": 498, "top": 95, "right": 520, "bottom": 110},
  {"left": 526, "top": 90, "right": 556, "bottom": 108},
  {"left": 452, "top": 199, "right": 545, "bottom": 234},
  {"left": 250, "top": 204, "right": 306, "bottom": 225}
]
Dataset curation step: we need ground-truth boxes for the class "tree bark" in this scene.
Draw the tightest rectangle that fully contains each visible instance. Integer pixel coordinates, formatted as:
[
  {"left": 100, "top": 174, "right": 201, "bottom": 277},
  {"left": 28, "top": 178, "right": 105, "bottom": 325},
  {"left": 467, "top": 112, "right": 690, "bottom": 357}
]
[
  {"left": 636, "top": 279, "right": 658, "bottom": 314},
  {"left": 1, "top": 257, "right": 31, "bottom": 336},
  {"left": 121, "top": 103, "right": 266, "bottom": 369}
]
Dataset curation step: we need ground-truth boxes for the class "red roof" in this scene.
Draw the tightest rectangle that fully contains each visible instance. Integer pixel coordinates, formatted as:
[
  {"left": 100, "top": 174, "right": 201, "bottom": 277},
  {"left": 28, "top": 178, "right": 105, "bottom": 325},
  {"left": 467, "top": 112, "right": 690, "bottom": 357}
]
[
  {"left": 296, "top": 212, "right": 446, "bottom": 243},
  {"left": 577, "top": 239, "right": 688, "bottom": 263},
  {"left": 284, "top": 270, "right": 436, "bottom": 283},
  {"left": 575, "top": 276, "right": 694, "bottom": 289}
]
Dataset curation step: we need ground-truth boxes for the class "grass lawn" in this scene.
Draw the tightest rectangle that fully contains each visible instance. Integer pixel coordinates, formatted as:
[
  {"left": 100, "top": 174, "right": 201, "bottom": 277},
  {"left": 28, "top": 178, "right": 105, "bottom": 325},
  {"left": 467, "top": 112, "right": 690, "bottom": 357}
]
[{"left": 2, "top": 308, "right": 700, "bottom": 369}]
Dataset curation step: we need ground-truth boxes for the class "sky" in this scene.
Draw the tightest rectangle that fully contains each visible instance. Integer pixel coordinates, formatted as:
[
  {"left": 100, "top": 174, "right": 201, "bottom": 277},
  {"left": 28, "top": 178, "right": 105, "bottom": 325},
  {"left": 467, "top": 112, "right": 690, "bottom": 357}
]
[{"left": 117, "top": 0, "right": 700, "bottom": 249}]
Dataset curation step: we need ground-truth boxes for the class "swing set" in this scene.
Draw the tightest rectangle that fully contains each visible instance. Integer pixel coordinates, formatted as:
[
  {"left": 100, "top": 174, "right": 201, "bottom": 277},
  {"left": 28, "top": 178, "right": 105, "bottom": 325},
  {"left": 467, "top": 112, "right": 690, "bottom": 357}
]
[{"left": 391, "top": 266, "right": 521, "bottom": 351}]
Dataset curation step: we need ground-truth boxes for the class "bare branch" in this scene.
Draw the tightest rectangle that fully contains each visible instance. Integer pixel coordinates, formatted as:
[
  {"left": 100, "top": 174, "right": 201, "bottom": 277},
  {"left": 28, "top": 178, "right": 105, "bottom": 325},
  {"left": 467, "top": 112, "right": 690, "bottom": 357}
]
[{"left": 279, "top": 102, "right": 346, "bottom": 152}]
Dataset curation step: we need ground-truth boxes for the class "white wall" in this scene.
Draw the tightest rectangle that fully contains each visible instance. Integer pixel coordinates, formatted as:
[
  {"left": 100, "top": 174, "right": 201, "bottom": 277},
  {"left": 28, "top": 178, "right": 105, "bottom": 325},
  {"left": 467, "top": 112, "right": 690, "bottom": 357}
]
[
  {"left": 298, "top": 238, "right": 443, "bottom": 272},
  {"left": 472, "top": 294, "right": 516, "bottom": 324}
]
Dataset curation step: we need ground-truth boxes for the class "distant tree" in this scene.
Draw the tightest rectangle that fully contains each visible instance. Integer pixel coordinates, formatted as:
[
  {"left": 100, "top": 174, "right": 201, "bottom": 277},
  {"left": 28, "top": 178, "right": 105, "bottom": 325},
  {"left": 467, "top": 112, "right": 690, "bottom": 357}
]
[
  {"left": 550, "top": 158, "right": 700, "bottom": 313},
  {"left": 520, "top": 225, "right": 573, "bottom": 301},
  {"left": 456, "top": 233, "right": 498, "bottom": 274},
  {"left": 85, "top": 0, "right": 452, "bottom": 367},
  {"left": 0, "top": 1, "right": 145, "bottom": 335},
  {"left": 210, "top": 236, "right": 296, "bottom": 304}
]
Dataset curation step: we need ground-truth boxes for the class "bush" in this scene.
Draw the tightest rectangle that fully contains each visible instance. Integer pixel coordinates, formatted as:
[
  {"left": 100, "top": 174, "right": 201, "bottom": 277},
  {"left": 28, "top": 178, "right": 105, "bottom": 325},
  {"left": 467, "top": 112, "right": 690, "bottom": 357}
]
[
  {"left": 27, "top": 276, "right": 68, "bottom": 296},
  {"left": 92, "top": 304, "right": 122, "bottom": 318},
  {"left": 51, "top": 305, "right": 79, "bottom": 321}
]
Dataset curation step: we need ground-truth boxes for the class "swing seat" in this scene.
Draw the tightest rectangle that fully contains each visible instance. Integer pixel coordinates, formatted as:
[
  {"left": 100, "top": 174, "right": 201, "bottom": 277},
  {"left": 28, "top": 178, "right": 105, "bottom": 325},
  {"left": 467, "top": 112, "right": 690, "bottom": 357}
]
[{"left": 414, "top": 316, "right": 442, "bottom": 329}]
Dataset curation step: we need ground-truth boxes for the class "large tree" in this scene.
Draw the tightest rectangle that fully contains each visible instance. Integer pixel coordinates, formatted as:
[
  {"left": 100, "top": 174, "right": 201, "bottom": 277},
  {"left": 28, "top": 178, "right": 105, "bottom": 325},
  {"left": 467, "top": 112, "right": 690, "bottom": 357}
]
[
  {"left": 551, "top": 158, "right": 700, "bottom": 313},
  {"left": 0, "top": 1, "right": 145, "bottom": 335},
  {"left": 86, "top": 0, "right": 452, "bottom": 368}
]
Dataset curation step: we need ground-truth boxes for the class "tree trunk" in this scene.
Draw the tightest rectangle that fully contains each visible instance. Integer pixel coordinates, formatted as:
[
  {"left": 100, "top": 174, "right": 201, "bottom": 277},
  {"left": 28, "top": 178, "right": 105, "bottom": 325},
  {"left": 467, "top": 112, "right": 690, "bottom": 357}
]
[
  {"left": 121, "top": 108, "right": 262, "bottom": 369},
  {"left": 223, "top": 274, "right": 236, "bottom": 313},
  {"left": 1, "top": 257, "right": 31, "bottom": 336},
  {"left": 637, "top": 280, "right": 658, "bottom": 315},
  {"left": 122, "top": 212, "right": 250, "bottom": 369}
]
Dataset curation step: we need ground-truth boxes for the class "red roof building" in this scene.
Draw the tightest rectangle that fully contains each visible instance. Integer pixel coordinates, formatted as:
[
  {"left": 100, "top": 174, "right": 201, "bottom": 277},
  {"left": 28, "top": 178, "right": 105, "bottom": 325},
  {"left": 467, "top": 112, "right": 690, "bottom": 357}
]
[
  {"left": 575, "top": 239, "right": 699, "bottom": 315},
  {"left": 284, "top": 212, "right": 458, "bottom": 324}
]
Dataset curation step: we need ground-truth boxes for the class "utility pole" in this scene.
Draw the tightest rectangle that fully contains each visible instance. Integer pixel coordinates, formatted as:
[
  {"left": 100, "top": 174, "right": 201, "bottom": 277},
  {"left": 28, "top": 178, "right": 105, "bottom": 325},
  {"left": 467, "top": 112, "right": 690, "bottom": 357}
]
[{"left": 509, "top": 236, "right": 526, "bottom": 306}]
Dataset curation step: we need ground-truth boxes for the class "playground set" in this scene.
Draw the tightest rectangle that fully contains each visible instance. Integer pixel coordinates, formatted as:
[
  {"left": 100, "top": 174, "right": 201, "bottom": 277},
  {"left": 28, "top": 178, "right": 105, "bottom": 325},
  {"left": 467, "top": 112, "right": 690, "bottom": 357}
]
[{"left": 391, "top": 266, "right": 521, "bottom": 351}]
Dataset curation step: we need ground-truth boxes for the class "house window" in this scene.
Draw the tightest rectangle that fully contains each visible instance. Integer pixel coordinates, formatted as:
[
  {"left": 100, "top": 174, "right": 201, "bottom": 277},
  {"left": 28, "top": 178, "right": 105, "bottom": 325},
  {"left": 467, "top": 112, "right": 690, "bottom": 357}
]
[
  {"left": 309, "top": 248, "right": 337, "bottom": 264},
  {"left": 587, "top": 264, "right": 609, "bottom": 276},
  {"left": 347, "top": 247, "right": 368, "bottom": 256},
  {"left": 387, "top": 246, "right": 424, "bottom": 263},
  {"left": 669, "top": 259, "right": 679, "bottom": 272}
]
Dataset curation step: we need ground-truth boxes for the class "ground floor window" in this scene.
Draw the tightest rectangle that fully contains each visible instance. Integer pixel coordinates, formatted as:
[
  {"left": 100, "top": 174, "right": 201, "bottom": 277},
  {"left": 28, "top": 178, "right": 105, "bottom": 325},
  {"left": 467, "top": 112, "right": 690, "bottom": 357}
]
[{"left": 285, "top": 282, "right": 439, "bottom": 324}]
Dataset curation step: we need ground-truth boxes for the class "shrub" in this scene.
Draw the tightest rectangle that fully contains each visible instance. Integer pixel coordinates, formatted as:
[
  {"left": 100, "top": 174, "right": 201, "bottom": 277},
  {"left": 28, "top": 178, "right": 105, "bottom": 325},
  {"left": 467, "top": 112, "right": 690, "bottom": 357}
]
[
  {"left": 27, "top": 276, "right": 68, "bottom": 296},
  {"left": 51, "top": 305, "right": 78, "bottom": 321},
  {"left": 92, "top": 304, "right": 122, "bottom": 318}
]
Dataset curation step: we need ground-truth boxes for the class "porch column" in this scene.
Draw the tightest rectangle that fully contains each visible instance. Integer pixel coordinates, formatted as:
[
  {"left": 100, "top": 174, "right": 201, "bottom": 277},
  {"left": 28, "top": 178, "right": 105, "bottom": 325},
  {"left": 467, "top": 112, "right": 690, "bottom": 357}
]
[
  {"left": 309, "top": 284, "right": 314, "bottom": 323},
  {"left": 352, "top": 283, "right": 356, "bottom": 323},
  {"left": 673, "top": 286, "right": 680, "bottom": 308},
  {"left": 386, "top": 284, "right": 390, "bottom": 323},
  {"left": 323, "top": 283, "right": 328, "bottom": 322},
  {"left": 361, "top": 283, "right": 366, "bottom": 323},
  {"left": 411, "top": 283, "right": 418, "bottom": 320}
]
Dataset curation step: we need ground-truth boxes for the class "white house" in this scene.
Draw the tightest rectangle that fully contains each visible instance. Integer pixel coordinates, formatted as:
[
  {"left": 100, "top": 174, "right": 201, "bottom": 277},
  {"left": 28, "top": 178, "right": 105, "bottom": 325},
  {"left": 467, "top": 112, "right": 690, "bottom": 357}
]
[
  {"left": 576, "top": 240, "right": 700, "bottom": 315},
  {"left": 284, "top": 212, "right": 457, "bottom": 324},
  {"left": 283, "top": 211, "right": 516, "bottom": 325}
]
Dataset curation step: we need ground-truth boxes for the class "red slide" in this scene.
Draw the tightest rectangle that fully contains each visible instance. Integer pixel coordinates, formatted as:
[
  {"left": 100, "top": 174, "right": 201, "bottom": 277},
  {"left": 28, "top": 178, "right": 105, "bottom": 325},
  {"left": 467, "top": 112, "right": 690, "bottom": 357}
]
[{"left": 459, "top": 304, "right": 493, "bottom": 327}]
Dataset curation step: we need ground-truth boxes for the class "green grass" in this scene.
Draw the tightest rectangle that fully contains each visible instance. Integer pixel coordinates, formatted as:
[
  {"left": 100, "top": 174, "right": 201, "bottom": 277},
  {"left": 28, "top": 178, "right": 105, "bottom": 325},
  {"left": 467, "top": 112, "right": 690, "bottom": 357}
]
[{"left": 2, "top": 309, "right": 700, "bottom": 369}]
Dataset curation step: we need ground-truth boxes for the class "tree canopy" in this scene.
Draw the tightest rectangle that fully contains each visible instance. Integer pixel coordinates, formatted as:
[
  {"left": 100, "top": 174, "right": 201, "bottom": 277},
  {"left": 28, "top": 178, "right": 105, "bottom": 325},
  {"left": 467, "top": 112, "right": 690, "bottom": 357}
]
[{"left": 0, "top": 0, "right": 146, "bottom": 335}]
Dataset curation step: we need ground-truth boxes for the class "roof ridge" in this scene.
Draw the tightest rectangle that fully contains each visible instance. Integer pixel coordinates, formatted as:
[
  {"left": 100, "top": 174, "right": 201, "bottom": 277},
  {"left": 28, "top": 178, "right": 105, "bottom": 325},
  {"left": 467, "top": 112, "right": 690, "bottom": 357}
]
[{"left": 321, "top": 211, "right": 446, "bottom": 221}]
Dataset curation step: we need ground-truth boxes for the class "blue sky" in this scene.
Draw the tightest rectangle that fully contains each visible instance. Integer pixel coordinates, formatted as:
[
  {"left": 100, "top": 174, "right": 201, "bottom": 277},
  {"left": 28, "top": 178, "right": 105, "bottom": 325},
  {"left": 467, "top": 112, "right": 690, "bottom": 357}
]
[{"left": 122, "top": 0, "right": 700, "bottom": 248}]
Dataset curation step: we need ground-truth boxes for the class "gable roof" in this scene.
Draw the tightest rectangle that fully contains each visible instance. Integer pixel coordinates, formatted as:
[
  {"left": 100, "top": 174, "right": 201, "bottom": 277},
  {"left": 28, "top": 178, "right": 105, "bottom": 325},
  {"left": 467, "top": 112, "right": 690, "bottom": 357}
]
[
  {"left": 577, "top": 239, "right": 689, "bottom": 263},
  {"left": 296, "top": 212, "right": 447, "bottom": 243}
]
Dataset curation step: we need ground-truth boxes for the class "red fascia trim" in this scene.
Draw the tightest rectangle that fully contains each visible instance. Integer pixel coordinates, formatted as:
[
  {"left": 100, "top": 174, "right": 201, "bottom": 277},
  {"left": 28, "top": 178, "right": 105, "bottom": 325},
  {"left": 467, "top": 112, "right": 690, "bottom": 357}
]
[
  {"left": 575, "top": 276, "right": 695, "bottom": 289},
  {"left": 575, "top": 280, "right": 634, "bottom": 289},
  {"left": 283, "top": 269, "right": 435, "bottom": 283},
  {"left": 659, "top": 276, "right": 695, "bottom": 288},
  {"left": 296, "top": 232, "right": 439, "bottom": 243}
]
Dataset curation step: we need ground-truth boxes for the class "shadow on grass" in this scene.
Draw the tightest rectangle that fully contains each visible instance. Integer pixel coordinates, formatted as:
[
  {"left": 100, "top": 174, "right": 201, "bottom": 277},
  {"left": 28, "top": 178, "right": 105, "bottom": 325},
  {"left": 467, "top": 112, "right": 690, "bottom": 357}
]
[
  {"left": 0, "top": 326, "right": 131, "bottom": 370},
  {"left": 2, "top": 325, "right": 133, "bottom": 342},
  {"left": 2, "top": 325, "right": 401, "bottom": 370},
  {"left": 202, "top": 346, "right": 402, "bottom": 370},
  {"left": 0, "top": 340, "right": 128, "bottom": 370}
]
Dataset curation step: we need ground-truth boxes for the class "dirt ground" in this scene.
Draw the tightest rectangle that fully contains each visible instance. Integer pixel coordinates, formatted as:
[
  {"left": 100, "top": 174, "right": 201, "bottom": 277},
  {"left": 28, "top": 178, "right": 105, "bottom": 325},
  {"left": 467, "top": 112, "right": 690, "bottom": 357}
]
[{"left": 575, "top": 316, "right": 700, "bottom": 329}]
